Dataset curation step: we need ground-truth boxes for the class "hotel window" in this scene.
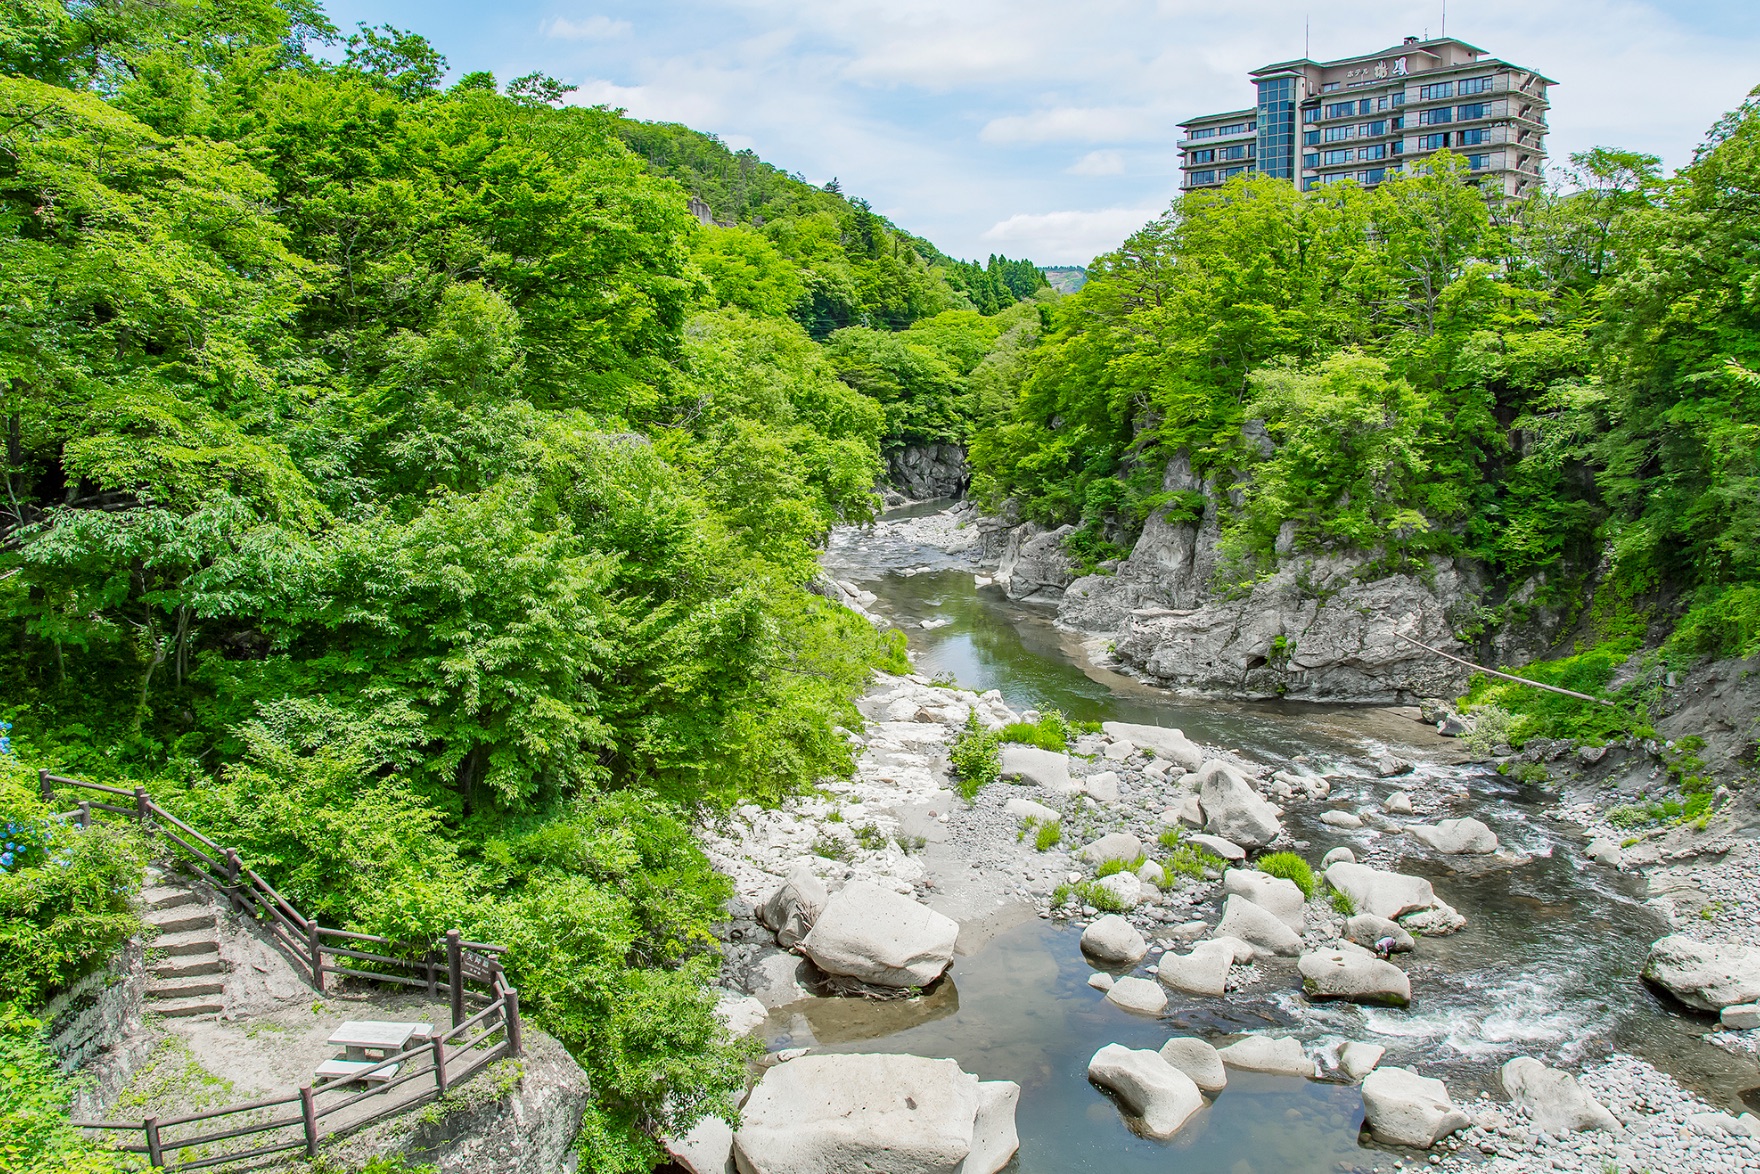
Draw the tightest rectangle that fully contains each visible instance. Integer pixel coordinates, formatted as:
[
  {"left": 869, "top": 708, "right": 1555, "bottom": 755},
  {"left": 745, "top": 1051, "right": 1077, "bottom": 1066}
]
[
  {"left": 1418, "top": 107, "right": 1453, "bottom": 125},
  {"left": 1321, "top": 81, "right": 1340, "bottom": 92},
  {"left": 1456, "top": 128, "right": 1488, "bottom": 146},
  {"left": 1360, "top": 120, "right": 1386, "bottom": 137},
  {"left": 1417, "top": 132, "right": 1450, "bottom": 150},
  {"left": 1456, "top": 103, "right": 1489, "bottom": 121},
  {"left": 1221, "top": 144, "right": 1249, "bottom": 160},
  {"left": 1190, "top": 128, "right": 1216, "bottom": 139},
  {"left": 1360, "top": 168, "right": 1387, "bottom": 184},
  {"left": 1303, "top": 129, "right": 1321, "bottom": 146},
  {"left": 1359, "top": 143, "right": 1387, "bottom": 160},
  {"left": 1375, "top": 95, "right": 1392, "bottom": 111},
  {"left": 1303, "top": 152, "right": 1320, "bottom": 169},
  {"left": 1419, "top": 82, "right": 1453, "bottom": 100},
  {"left": 1323, "top": 125, "right": 1354, "bottom": 142},
  {"left": 1222, "top": 165, "right": 1247, "bottom": 178},
  {"left": 1458, "top": 76, "right": 1494, "bottom": 95},
  {"left": 1391, "top": 115, "right": 1404, "bottom": 129},
  {"left": 1390, "top": 140, "right": 1404, "bottom": 154},
  {"left": 1467, "top": 154, "right": 1490, "bottom": 170},
  {"left": 1390, "top": 91, "right": 1406, "bottom": 106},
  {"left": 1324, "top": 101, "right": 1357, "bottom": 120},
  {"left": 1189, "top": 169, "right": 1217, "bottom": 185},
  {"left": 1322, "top": 148, "right": 1353, "bottom": 165},
  {"left": 1188, "top": 149, "right": 1215, "bottom": 162}
]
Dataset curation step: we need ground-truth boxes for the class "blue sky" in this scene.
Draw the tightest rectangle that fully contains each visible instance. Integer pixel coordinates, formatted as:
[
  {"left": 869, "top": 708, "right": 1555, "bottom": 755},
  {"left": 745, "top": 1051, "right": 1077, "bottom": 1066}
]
[{"left": 321, "top": 0, "right": 1760, "bottom": 265}]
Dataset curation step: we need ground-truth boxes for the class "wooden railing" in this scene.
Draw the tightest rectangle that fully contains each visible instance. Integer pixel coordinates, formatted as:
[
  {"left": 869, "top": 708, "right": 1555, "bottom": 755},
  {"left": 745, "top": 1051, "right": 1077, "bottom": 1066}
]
[{"left": 41, "top": 771, "right": 523, "bottom": 1169}]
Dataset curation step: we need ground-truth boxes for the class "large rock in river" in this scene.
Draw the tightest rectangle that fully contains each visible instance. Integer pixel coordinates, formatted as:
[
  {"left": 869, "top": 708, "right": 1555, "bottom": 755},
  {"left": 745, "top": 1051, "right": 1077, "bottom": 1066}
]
[
  {"left": 996, "top": 522, "right": 1077, "bottom": 604},
  {"left": 1324, "top": 862, "right": 1441, "bottom": 922},
  {"left": 1101, "top": 723, "right": 1205, "bottom": 772},
  {"left": 999, "top": 745, "right": 1070, "bottom": 790},
  {"left": 733, "top": 1053, "right": 1019, "bottom": 1174},
  {"left": 759, "top": 861, "right": 829, "bottom": 949},
  {"left": 1086, "top": 1044, "right": 1204, "bottom": 1139},
  {"left": 1214, "top": 894, "right": 1302, "bottom": 957},
  {"left": 1197, "top": 761, "right": 1283, "bottom": 849},
  {"left": 1641, "top": 935, "right": 1760, "bottom": 1012},
  {"left": 1298, "top": 944, "right": 1411, "bottom": 1007},
  {"left": 1222, "top": 869, "right": 1306, "bottom": 933},
  {"left": 1361, "top": 1067, "right": 1470, "bottom": 1148},
  {"left": 1408, "top": 817, "right": 1499, "bottom": 855},
  {"left": 800, "top": 882, "right": 959, "bottom": 989},
  {"left": 1500, "top": 1057, "right": 1621, "bottom": 1134},
  {"left": 1080, "top": 915, "right": 1147, "bottom": 966}
]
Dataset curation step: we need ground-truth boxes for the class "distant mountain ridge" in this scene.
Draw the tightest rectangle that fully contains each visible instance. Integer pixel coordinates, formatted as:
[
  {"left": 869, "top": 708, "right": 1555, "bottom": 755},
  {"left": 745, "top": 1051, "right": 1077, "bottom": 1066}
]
[{"left": 1041, "top": 266, "right": 1088, "bottom": 293}]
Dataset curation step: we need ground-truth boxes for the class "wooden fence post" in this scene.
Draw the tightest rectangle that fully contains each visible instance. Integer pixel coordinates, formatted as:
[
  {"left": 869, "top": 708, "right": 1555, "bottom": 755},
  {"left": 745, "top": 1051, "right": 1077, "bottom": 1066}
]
[
  {"left": 307, "top": 922, "right": 326, "bottom": 994},
  {"left": 77, "top": 800, "right": 91, "bottom": 828},
  {"left": 503, "top": 989, "right": 522, "bottom": 1057},
  {"left": 133, "top": 786, "right": 150, "bottom": 823},
  {"left": 446, "top": 930, "right": 463, "bottom": 1029},
  {"left": 299, "top": 1085, "right": 319, "bottom": 1158},
  {"left": 222, "top": 848, "right": 243, "bottom": 911},
  {"left": 432, "top": 1036, "right": 449, "bottom": 1096},
  {"left": 144, "top": 1116, "right": 164, "bottom": 1167},
  {"left": 38, "top": 768, "right": 51, "bottom": 803}
]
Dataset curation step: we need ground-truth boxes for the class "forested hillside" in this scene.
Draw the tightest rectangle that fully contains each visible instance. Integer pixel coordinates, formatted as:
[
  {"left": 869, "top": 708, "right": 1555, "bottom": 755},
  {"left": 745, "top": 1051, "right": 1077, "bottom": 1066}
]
[
  {"left": 0, "top": 3, "right": 1050, "bottom": 1171},
  {"left": 971, "top": 122, "right": 1760, "bottom": 695}
]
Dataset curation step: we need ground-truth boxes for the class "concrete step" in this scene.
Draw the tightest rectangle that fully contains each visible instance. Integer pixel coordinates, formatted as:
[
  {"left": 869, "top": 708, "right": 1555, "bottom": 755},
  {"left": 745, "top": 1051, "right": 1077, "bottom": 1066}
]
[
  {"left": 152, "top": 996, "right": 224, "bottom": 1019},
  {"left": 149, "top": 977, "right": 226, "bottom": 999},
  {"left": 151, "top": 957, "right": 228, "bottom": 980},
  {"left": 145, "top": 909, "right": 214, "bottom": 935},
  {"left": 153, "top": 929, "right": 220, "bottom": 958},
  {"left": 141, "top": 886, "right": 197, "bottom": 911}
]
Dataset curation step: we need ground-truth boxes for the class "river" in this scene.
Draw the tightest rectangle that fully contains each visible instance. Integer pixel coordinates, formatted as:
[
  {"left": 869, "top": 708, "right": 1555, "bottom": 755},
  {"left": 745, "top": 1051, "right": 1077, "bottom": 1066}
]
[{"left": 778, "top": 502, "right": 1760, "bottom": 1173}]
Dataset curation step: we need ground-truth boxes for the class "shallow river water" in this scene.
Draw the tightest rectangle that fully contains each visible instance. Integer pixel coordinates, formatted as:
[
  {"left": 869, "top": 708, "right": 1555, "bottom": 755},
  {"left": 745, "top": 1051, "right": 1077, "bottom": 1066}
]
[{"left": 790, "top": 505, "right": 1760, "bottom": 1172}]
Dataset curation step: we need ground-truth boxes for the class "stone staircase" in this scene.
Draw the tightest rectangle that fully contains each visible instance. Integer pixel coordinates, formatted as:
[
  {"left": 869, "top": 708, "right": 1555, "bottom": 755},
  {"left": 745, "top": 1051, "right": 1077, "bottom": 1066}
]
[{"left": 141, "top": 883, "right": 229, "bottom": 1018}]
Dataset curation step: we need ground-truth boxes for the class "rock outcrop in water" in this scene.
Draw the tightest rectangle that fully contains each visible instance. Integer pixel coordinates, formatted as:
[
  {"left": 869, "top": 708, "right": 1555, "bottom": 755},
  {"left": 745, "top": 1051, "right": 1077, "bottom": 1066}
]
[
  {"left": 1361, "top": 1067, "right": 1471, "bottom": 1148},
  {"left": 986, "top": 450, "right": 1575, "bottom": 702},
  {"left": 799, "top": 881, "right": 959, "bottom": 989},
  {"left": 1641, "top": 935, "right": 1760, "bottom": 1011},
  {"left": 733, "top": 1053, "right": 1019, "bottom": 1174},
  {"left": 1086, "top": 1044, "right": 1205, "bottom": 1139}
]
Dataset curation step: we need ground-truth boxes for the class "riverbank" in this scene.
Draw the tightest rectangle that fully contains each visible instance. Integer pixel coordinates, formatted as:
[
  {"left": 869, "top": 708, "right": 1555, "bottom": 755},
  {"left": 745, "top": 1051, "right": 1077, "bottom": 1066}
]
[{"left": 699, "top": 502, "right": 1760, "bottom": 1173}]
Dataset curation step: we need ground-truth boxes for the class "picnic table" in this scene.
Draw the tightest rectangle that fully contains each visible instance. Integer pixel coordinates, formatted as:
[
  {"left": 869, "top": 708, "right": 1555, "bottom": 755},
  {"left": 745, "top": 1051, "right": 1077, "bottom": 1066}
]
[{"left": 314, "top": 1020, "right": 433, "bottom": 1085}]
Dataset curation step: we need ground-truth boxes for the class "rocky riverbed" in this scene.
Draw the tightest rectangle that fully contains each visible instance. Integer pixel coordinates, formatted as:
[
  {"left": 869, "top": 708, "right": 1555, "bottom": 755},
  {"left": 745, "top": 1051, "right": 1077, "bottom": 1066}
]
[{"left": 688, "top": 502, "right": 1760, "bottom": 1173}]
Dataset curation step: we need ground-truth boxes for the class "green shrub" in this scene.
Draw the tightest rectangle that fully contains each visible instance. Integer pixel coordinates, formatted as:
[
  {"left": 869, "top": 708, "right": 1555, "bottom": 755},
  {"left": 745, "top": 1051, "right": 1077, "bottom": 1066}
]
[
  {"left": 1256, "top": 852, "right": 1315, "bottom": 899},
  {"left": 1156, "top": 828, "right": 1184, "bottom": 852},
  {"left": 1163, "top": 844, "right": 1224, "bottom": 881},
  {"left": 1050, "top": 881, "right": 1075, "bottom": 907},
  {"left": 997, "top": 711, "right": 1071, "bottom": 752},
  {"left": 0, "top": 782, "right": 145, "bottom": 1007},
  {"left": 948, "top": 710, "right": 1002, "bottom": 802},
  {"left": 1094, "top": 858, "right": 1125, "bottom": 878},
  {"left": 1034, "top": 821, "right": 1061, "bottom": 851},
  {"left": 1074, "top": 879, "right": 1129, "bottom": 913},
  {"left": 0, "top": 1005, "right": 133, "bottom": 1174},
  {"left": 877, "top": 629, "right": 913, "bottom": 675},
  {"left": 1329, "top": 887, "right": 1356, "bottom": 916}
]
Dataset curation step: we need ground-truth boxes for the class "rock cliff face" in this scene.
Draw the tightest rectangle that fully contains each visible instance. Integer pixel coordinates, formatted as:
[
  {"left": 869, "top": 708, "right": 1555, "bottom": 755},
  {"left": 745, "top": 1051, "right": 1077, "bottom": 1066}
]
[
  {"left": 992, "top": 451, "right": 1567, "bottom": 703},
  {"left": 887, "top": 443, "right": 970, "bottom": 501}
]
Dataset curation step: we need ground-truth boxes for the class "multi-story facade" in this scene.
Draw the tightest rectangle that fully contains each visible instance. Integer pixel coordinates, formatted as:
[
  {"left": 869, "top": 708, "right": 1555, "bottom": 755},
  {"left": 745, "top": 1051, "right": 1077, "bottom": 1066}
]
[{"left": 1177, "top": 36, "right": 1552, "bottom": 198}]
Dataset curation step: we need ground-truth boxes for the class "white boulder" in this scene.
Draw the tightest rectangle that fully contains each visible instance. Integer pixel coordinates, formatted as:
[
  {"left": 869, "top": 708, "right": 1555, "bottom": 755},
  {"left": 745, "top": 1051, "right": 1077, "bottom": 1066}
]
[
  {"left": 1585, "top": 836, "right": 1624, "bottom": 868},
  {"left": 999, "top": 744, "right": 1070, "bottom": 790},
  {"left": 1078, "top": 832, "right": 1143, "bottom": 866},
  {"left": 1324, "top": 862, "right": 1440, "bottom": 921},
  {"left": 1197, "top": 760, "right": 1283, "bottom": 849},
  {"left": 1158, "top": 1037, "right": 1227, "bottom": 1094},
  {"left": 1004, "top": 796, "right": 1059, "bottom": 824},
  {"left": 1093, "top": 872, "right": 1144, "bottom": 910},
  {"left": 1361, "top": 1067, "right": 1470, "bottom": 1148},
  {"left": 1344, "top": 914, "right": 1415, "bottom": 954},
  {"left": 1320, "top": 846, "right": 1356, "bottom": 868},
  {"left": 1082, "top": 771, "right": 1121, "bottom": 803},
  {"left": 759, "top": 861, "right": 829, "bottom": 949},
  {"left": 1722, "top": 1003, "right": 1760, "bottom": 1030},
  {"left": 1298, "top": 944, "right": 1412, "bottom": 1007},
  {"left": 1222, "top": 869, "right": 1306, "bottom": 933},
  {"left": 1105, "top": 976, "right": 1169, "bottom": 1016},
  {"left": 1383, "top": 791, "right": 1414, "bottom": 815},
  {"left": 1214, "top": 894, "right": 1302, "bottom": 957},
  {"left": 1500, "top": 1057, "right": 1621, "bottom": 1134},
  {"left": 1086, "top": 1044, "right": 1205, "bottom": 1138},
  {"left": 800, "top": 882, "right": 959, "bottom": 989},
  {"left": 733, "top": 1053, "right": 1019, "bottom": 1174},
  {"left": 1102, "top": 723, "right": 1205, "bottom": 772},
  {"left": 1320, "top": 810, "right": 1364, "bottom": 829},
  {"left": 1157, "top": 940, "right": 1234, "bottom": 998},
  {"left": 1216, "top": 1035, "right": 1311, "bottom": 1077},
  {"left": 1080, "top": 915, "right": 1148, "bottom": 966},
  {"left": 714, "top": 993, "right": 769, "bottom": 1037},
  {"left": 1641, "top": 935, "right": 1760, "bottom": 1012},
  {"left": 1338, "top": 1042, "right": 1385, "bottom": 1081},
  {"left": 666, "top": 1116, "right": 733, "bottom": 1174},
  {"left": 1408, "top": 817, "right": 1499, "bottom": 855},
  {"left": 1186, "top": 833, "right": 1245, "bottom": 862}
]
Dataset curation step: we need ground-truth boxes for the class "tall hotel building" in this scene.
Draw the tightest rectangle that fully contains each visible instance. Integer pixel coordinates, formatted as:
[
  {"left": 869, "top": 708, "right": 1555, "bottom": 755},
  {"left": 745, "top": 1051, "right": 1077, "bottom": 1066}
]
[{"left": 1177, "top": 36, "right": 1552, "bottom": 197}]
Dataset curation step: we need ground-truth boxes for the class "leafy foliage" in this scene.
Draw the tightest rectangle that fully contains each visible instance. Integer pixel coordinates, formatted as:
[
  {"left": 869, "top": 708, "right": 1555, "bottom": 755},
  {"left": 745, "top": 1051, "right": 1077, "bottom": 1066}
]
[
  {"left": 1255, "top": 852, "right": 1315, "bottom": 900},
  {"left": 948, "top": 710, "right": 1002, "bottom": 802},
  {"left": 0, "top": 1005, "right": 135, "bottom": 1174}
]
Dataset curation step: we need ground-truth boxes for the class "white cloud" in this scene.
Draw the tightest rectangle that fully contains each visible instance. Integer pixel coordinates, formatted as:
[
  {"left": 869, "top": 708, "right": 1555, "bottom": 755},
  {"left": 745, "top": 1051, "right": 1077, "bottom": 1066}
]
[
  {"left": 1067, "top": 150, "right": 1126, "bottom": 176},
  {"left": 981, "top": 206, "right": 1163, "bottom": 264},
  {"left": 541, "top": 16, "right": 632, "bottom": 41}
]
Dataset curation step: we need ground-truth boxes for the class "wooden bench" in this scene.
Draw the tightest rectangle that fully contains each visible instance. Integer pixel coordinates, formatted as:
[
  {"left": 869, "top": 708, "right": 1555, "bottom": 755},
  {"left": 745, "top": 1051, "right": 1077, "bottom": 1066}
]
[{"left": 314, "top": 1058, "right": 401, "bottom": 1085}]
